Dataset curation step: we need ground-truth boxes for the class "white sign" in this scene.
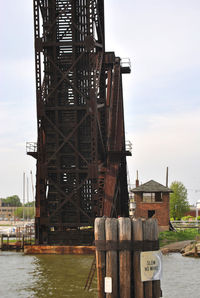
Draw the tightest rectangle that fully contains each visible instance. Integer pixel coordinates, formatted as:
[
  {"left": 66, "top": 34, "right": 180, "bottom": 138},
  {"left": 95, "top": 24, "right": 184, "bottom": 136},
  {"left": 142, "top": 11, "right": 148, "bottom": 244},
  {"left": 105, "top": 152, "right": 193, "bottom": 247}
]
[
  {"left": 104, "top": 277, "right": 112, "bottom": 293},
  {"left": 140, "top": 251, "right": 162, "bottom": 282}
]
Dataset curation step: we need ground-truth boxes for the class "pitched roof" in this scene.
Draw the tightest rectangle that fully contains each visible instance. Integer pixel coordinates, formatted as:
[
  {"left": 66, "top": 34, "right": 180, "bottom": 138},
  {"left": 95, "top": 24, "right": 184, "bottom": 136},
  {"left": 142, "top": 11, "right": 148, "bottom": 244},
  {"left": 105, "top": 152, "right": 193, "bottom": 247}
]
[{"left": 131, "top": 180, "right": 173, "bottom": 193}]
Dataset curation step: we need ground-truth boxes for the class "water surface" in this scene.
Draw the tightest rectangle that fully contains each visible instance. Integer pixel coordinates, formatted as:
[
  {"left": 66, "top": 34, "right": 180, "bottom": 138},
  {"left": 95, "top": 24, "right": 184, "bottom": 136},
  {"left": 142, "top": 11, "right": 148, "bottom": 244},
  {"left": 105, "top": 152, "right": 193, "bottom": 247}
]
[
  {"left": 0, "top": 252, "right": 97, "bottom": 298},
  {"left": 0, "top": 251, "right": 200, "bottom": 297},
  {"left": 162, "top": 253, "right": 200, "bottom": 298}
]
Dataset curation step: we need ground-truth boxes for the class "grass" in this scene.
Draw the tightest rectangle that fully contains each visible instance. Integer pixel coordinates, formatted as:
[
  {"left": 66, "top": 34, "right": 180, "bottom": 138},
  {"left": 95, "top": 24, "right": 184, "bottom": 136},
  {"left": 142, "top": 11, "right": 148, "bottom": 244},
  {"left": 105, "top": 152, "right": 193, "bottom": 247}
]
[
  {"left": 2, "top": 239, "right": 35, "bottom": 244},
  {"left": 159, "top": 229, "right": 199, "bottom": 247}
]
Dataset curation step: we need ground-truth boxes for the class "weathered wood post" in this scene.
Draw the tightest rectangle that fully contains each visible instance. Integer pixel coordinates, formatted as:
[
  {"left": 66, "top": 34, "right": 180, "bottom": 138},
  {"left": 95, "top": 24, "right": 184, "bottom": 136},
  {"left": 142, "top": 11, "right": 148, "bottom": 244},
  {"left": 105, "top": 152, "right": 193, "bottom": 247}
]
[
  {"left": 143, "top": 219, "right": 154, "bottom": 297},
  {"left": 118, "top": 217, "right": 131, "bottom": 298},
  {"left": 0, "top": 234, "right": 3, "bottom": 249},
  {"left": 152, "top": 220, "right": 161, "bottom": 298},
  {"left": 105, "top": 218, "right": 118, "bottom": 298},
  {"left": 142, "top": 218, "right": 161, "bottom": 298},
  {"left": 22, "top": 234, "right": 25, "bottom": 249},
  {"left": 132, "top": 218, "right": 144, "bottom": 298},
  {"left": 95, "top": 217, "right": 106, "bottom": 298}
]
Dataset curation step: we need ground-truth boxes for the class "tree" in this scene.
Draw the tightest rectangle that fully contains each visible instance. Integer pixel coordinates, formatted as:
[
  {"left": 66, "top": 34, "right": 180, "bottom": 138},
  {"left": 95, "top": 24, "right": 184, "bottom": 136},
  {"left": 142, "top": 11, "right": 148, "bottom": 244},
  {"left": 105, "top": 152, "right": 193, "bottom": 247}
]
[
  {"left": 14, "top": 207, "right": 35, "bottom": 219},
  {"left": 2, "top": 195, "right": 22, "bottom": 207},
  {"left": 24, "top": 201, "right": 35, "bottom": 207},
  {"left": 170, "top": 181, "right": 190, "bottom": 219}
]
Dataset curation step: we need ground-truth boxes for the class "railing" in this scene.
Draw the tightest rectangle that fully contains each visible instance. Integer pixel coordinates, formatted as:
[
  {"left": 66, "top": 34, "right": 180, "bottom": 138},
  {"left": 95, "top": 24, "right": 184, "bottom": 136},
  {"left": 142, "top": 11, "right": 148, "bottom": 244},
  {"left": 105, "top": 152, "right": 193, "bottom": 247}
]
[
  {"left": 171, "top": 220, "right": 200, "bottom": 229},
  {"left": 26, "top": 142, "right": 37, "bottom": 153},
  {"left": 126, "top": 140, "right": 132, "bottom": 155},
  {"left": 120, "top": 58, "right": 131, "bottom": 70}
]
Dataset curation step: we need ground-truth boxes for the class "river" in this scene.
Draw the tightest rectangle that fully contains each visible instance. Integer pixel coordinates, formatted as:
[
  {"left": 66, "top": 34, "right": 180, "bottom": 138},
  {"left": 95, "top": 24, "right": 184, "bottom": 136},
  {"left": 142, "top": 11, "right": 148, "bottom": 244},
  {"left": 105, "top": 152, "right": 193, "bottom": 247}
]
[
  {"left": 0, "top": 252, "right": 97, "bottom": 298},
  {"left": 161, "top": 253, "right": 200, "bottom": 298},
  {"left": 0, "top": 251, "right": 199, "bottom": 297}
]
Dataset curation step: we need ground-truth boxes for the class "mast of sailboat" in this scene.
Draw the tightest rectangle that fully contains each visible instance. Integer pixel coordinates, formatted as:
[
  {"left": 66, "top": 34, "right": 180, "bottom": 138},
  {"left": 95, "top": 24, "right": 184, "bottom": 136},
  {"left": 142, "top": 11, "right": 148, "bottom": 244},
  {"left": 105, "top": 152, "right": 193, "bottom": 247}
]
[
  {"left": 27, "top": 176, "right": 29, "bottom": 221},
  {"left": 30, "top": 170, "right": 35, "bottom": 216},
  {"left": 23, "top": 172, "right": 25, "bottom": 222}
]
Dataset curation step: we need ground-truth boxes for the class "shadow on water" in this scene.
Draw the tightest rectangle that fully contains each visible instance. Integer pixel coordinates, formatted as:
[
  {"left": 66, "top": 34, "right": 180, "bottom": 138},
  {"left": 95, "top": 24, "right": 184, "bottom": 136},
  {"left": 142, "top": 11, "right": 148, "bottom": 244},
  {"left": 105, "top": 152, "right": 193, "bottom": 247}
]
[{"left": 0, "top": 252, "right": 97, "bottom": 298}]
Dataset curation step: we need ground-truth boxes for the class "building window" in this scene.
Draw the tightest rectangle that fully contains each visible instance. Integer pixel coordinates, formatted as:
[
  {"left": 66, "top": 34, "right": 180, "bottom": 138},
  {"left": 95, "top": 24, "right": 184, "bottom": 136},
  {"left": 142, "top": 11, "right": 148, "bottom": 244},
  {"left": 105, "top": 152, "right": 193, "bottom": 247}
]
[
  {"left": 155, "top": 193, "right": 162, "bottom": 202},
  {"left": 142, "top": 193, "right": 155, "bottom": 203},
  {"left": 142, "top": 192, "right": 162, "bottom": 203},
  {"left": 148, "top": 210, "right": 155, "bottom": 218}
]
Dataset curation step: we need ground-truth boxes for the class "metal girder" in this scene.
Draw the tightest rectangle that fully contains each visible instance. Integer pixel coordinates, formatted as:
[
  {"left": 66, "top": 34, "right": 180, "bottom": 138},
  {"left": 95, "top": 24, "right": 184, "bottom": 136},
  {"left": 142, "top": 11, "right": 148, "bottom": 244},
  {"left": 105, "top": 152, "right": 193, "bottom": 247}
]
[{"left": 32, "top": 0, "right": 130, "bottom": 245}]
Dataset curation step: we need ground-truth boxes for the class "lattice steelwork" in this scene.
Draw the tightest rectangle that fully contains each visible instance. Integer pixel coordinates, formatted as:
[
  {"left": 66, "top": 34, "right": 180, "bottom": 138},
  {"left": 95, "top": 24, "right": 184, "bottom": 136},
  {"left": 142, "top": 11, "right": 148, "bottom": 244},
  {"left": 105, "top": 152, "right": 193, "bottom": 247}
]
[{"left": 31, "top": 0, "right": 130, "bottom": 245}]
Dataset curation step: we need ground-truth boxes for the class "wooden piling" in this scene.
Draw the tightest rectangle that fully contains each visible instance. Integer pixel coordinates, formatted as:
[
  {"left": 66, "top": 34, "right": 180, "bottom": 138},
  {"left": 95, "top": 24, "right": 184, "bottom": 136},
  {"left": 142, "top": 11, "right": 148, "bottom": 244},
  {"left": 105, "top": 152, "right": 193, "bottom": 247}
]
[
  {"left": 22, "top": 234, "right": 25, "bottom": 249},
  {"left": 143, "top": 219, "right": 154, "bottom": 298},
  {"left": 118, "top": 217, "right": 131, "bottom": 298},
  {"left": 132, "top": 218, "right": 144, "bottom": 298},
  {"left": 0, "top": 234, "right": 3, "bottom": 249},
  {"left": 152, "top": 220, "right": 161, "bottom": 298},
  {"left": 105, "top": 218, "right": 118, "bottom": 298},
  {"left": 95, "top": 217, "right": 106, "bottom": 298}
]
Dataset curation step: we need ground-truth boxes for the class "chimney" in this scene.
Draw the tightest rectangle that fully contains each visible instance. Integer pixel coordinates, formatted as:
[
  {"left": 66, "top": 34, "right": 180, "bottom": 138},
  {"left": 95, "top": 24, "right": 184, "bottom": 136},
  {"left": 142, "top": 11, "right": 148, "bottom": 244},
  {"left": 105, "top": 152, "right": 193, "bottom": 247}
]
[
  {"left": 166, "top": 167, "right": 168, "bottom": 187},
  {"left": 136, "top": 170, "right": 139, "bottom": 187}
]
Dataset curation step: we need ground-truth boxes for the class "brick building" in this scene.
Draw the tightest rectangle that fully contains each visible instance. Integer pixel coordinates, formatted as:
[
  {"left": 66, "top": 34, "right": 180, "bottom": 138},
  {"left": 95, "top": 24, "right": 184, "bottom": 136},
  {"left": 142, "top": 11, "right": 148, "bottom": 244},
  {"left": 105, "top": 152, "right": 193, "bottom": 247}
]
[
  {"left": 184, "top": 201, "right": 200, "bottom": 218},
  {"left": 131, "top": 180, "right": 172, "bottom": 231},
  {"left": 184, "top": 206, "right": 196, "bottom": 217},
  {"left": 0, "top": 199, "right": 17, "bottom": 220}
]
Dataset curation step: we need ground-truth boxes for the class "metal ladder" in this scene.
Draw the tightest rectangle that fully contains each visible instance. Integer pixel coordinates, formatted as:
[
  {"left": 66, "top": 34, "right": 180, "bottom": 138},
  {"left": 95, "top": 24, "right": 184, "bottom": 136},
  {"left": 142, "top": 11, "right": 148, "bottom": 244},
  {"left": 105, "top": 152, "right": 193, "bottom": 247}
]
[{"left": 84, "top": 256, "right": 96, "bottom": 291}]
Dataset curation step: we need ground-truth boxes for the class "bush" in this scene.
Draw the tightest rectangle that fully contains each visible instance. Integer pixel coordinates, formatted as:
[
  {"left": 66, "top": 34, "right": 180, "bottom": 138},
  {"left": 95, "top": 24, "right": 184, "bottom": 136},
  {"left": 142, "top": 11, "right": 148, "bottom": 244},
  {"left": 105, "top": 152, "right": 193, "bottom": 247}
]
[{"left": 182, "top": 215, "right": 195, "bottom": 221}]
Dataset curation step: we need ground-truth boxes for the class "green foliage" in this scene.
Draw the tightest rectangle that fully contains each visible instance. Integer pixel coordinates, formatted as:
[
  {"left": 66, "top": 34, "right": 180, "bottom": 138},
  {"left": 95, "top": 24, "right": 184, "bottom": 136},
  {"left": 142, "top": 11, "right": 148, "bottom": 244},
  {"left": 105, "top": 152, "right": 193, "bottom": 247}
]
[
  {"left": 1, "top": 195, "right": 22, "bottom": 207},
  {"left": 24, "top": 201, "right": 35, "bottom": 207},
  {"left": 14, "top": 207, "right": 35, "bottom": 219},
  {"left": 182, "top": 215, "right": 195, "bottom": 221},
  {"left": 159, "top": 229, "right": 198, "bottom": 247},
  {"left": 170, "top": 181, "right": 190, "bottom": 220},
  {"left": 197, "top": 216, "right": 200, "bottom": 220}
]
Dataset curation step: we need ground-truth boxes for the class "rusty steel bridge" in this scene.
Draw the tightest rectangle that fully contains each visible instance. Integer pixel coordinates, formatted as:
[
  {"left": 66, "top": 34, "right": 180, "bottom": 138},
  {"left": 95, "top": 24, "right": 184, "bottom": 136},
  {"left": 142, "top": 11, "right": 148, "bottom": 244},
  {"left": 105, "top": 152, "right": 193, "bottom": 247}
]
[{"left": 28, "top": 0, "right": 131, "bottom": 245}]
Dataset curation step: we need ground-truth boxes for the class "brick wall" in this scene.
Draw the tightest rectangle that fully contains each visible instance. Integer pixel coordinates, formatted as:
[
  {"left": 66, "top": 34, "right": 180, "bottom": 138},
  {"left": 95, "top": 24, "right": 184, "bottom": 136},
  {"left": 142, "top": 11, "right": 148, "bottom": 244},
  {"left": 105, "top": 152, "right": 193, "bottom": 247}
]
[
  {"left": 134, "top": 192, "right": 170, "bottom": 227},
  {"left": 184, "top": 210, "right": 196, "bottom": 217}
]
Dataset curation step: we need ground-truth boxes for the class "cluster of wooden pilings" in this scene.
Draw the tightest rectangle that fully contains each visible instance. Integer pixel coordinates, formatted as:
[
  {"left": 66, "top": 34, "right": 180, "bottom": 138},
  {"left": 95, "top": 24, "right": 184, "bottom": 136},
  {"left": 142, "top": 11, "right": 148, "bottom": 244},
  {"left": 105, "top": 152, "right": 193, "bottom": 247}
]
[
  {"left": 0, "top": 226, "right": 34, "bottom": 251},
  {"left": 95, "top": 217, "right": 162, "bottom": 298},
  {"left": 0, "top": 234, "right": 25, "bottom": 251}
]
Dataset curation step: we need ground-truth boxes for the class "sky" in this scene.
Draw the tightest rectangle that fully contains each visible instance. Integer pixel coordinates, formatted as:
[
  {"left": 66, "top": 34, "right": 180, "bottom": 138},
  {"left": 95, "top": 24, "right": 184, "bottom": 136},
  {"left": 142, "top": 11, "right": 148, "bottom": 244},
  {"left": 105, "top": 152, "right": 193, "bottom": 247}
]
[{"left": 0, "top": 0, "right": 200, "bottom": 205}]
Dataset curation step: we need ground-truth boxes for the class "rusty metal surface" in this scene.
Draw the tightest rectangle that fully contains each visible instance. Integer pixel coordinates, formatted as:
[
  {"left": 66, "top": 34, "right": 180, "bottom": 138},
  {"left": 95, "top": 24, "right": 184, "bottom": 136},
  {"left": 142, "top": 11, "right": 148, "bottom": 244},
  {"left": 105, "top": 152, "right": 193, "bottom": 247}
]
[
  {"left": 32, "top": 0, "right": 130, "bottom": 245},
  {"left": 24, "top": 245, "right": 95, "bottom": 255}
]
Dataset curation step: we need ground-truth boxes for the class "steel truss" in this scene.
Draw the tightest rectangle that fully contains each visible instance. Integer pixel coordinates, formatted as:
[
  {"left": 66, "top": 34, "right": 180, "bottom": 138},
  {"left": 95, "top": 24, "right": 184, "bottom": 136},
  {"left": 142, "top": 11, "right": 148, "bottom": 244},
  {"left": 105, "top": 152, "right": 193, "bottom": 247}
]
[{"left": 31, "top": 0, "right": 130, "bottom": 245}]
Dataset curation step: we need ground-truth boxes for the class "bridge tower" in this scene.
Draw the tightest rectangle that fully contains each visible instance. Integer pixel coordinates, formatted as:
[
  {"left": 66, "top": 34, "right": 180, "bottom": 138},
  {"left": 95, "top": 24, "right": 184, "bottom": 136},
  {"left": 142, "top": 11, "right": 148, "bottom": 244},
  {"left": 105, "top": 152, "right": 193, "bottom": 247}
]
[{"left": 29, "top": 0, "right": 131, "bottom": 245}]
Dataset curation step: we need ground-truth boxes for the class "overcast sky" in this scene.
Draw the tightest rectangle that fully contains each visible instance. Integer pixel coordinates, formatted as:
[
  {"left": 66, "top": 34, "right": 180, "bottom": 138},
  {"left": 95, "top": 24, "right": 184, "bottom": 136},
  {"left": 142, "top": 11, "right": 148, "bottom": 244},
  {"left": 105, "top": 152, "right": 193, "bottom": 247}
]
[{"left": 0, "top": 0, "right": 200, "bottom": 204}]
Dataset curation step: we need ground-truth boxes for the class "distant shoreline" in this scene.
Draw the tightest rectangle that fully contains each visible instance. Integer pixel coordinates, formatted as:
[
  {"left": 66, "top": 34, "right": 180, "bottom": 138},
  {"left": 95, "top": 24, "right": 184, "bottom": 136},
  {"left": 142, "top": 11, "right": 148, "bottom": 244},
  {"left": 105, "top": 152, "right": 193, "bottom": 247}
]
[{"left": 0, "top": 220, "right": 34, "bottom": 226}]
